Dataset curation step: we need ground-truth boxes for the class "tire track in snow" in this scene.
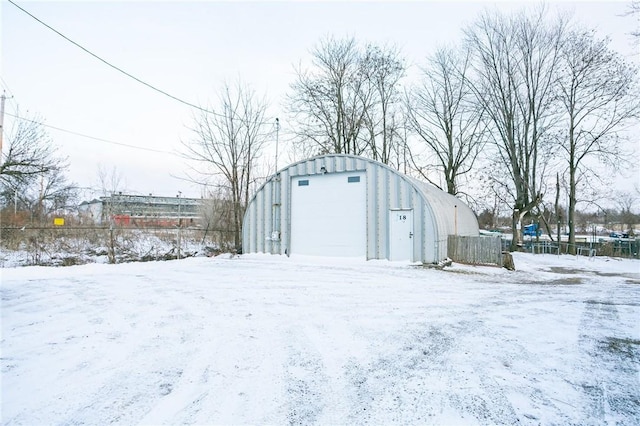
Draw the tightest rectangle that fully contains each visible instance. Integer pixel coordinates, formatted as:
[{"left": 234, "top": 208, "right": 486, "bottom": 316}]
[
  {"left": 289, "top": 322, "right": 371, "bottom": 424},
  {"left": 462, "top": 289, "right": 587, "bottom": 425},
  {"left": 137, "top": 301, "right": 291, "bottom": 424},
  {"left": 340, "top": 320, "right": 505, "bottom": 424},
  {"left": 282, "top": 331, "right": 329, "bottom": 425},
  {"left": 438, "top": 316, "right": 519, "bottom": 426},
  {"left": 577, "top": 291, "right": 640, "bottom": 424},
  {"left": 137, "top": 348, "right": 214, "bottom": 425}
]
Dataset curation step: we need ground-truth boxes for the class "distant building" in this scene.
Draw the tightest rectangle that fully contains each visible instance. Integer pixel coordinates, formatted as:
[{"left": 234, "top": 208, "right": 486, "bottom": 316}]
[
  {"left": 78, "top": 199, "right": 104, "bottom": 224},
  {"left": 79, "top": 193, "right": 204, "bottom": 227}
]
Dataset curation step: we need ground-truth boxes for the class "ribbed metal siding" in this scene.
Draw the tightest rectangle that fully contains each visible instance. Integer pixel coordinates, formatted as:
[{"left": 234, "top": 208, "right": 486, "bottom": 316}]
[
  {"left": 280, "top": 169, "right": 290, "bottom": 255},
  {"left": 242, "top": 154, "right": 476, "bottom": 263},
  {"left": 366, "top": 162, "right": 441, "bottom": 262},
  {"left": 366, "top": 164, "right": 379, "bottom": 258}
]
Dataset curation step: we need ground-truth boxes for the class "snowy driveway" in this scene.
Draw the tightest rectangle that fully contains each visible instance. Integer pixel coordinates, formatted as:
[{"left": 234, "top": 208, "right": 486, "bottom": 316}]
[{"left": 2, "top": 253, "right": 639, "bottom": 425}]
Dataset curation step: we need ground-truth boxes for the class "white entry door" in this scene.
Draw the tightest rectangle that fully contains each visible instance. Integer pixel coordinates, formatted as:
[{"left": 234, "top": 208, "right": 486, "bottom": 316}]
[
  {"left": 389, "top": 209, "right": 414, "bottom": 261},
  {"left": 290, "top": 172, "right": 366, "bottom": 257}
]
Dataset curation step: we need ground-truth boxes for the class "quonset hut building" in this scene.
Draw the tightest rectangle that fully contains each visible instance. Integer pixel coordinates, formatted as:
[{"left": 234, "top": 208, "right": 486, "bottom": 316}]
[{"left": 242, "top": 154, "right": 479, "bottom": 263}]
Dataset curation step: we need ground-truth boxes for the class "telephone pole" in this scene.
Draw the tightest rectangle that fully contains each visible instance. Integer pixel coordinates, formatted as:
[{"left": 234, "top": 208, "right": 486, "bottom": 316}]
[
  {"left": 0, "top": 91, "right": 7, "bottom": 167},
  {"left": 274, "top": 117, "right": 280, "bottom": 175},
  {"left": 177, "top": 191, "right": 182, "bottom": 260}
]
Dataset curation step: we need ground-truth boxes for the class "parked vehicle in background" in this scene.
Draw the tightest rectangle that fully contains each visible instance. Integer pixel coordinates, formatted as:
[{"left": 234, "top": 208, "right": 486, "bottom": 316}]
[
  {"left": 610, "top": 232, "right": 631, "bottom": 239},
  {"left": 523, "top": 223, "right": 541, "bottom": 237}
]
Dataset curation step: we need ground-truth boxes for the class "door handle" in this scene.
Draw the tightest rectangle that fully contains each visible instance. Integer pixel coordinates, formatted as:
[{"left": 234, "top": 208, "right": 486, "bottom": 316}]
[{"left": 409, "top": 232, "right": 414, "bottom": 238}]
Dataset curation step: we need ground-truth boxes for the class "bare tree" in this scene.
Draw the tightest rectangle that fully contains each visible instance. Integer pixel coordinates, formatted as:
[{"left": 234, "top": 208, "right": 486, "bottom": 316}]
[
  {"left": 96, "top": 164, "right": 126, "bottom": 197},
  {"left": 95, "top": 164, "right": 126, "bottom": 227},
  {"left": 93, "top": 164, "right": 126, "bottom": 262},
  {"left": 0, "top": 112, "right": 61, "bottom": 184},
  {"left": 388, "top": 115, "right": 411, "bottom": 173},
  {"left": 183, "top": 81, "right": 270, "bottom": 251},
  {"left": 287, "top": 37, "right": 409, "bottom": 165},
  {"left": 407, "top": 46, "right": 485, "bottom": 195},
  {"left": 557, "top": 29, "right": 639, "bottom": 252},
  {"left": 287, "top": 36, "right": 371, "bottom": 157},
  {"left": 0, "top": 113, "right": 75, "bottom": 224},
  {"left": 465, "top": 7, "right": 566, "bottom": 250},
  {"left": 623, "top": 0, "right": 640, "bottom": 39},
  {"left": 359, "top": 43, "right": 406, "bottom": 166},
  {"left": 615, "top": 190, "right": 639, "bottom": 233},
  {"left": 21, "top": 167, "right": 77, "bottom": 223},
  {"left": 198, "top": 186, "right": 236, "bottom": 250},
  {"left": 1, "top": 165, "right": 77, "bottom": 225}
]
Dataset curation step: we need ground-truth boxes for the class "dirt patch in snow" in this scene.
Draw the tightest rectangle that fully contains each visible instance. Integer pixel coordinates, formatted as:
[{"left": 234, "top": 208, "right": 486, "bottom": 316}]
[
  {"left": 584, "top": 300, "right": 640, "bottom": 307},
  {"left": 541, "top": 277, "right": 583, "bottom": 285},
  {"left": 549, "top": 266, "right": 640, "bottom": 281},
  {"left": 548, "top": 266, "right": 588, "bottom": 275},
  {"left": 440, "top": 268, "right": 489, "bottom": 276},
  {"left": 600, "top": 337, "right": 640, "bottom": 361}
]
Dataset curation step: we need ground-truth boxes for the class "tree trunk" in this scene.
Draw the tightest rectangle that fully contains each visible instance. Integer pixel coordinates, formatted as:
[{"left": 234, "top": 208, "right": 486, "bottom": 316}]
[
  {"left": 568, "top": 164, "right": 577, "bottom": 255},
  {"left": 555, "top": 172, "right": 561, "bottom": 253},
  {"left": 510, "top": 208, "right": 522, "bottom": 251},
  {"left": 502, "top": 251, "right": 516, "bottom": 270},
  {"left": 509, "top": 193, "right": 542, "bottom": 252},
  {"left": 108, "top": 226, "right": 116, "bottom": 264}
]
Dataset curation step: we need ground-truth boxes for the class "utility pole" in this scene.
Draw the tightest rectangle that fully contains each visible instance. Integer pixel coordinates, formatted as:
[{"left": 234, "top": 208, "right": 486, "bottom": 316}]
[
  {"left": 177, "top": 191, "right": 182, "bottom": 260},
  {"left": 0, "top": 91, "right": 8, "bottom": 167},
  {"left": 555, "top": 172, "right": 561, "bottom": 254},
  {"left": 274, "top": 117, "right": 280, "bottom": 175}
]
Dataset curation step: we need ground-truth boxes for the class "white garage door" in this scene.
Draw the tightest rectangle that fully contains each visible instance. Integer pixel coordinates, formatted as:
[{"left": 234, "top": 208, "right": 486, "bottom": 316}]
[{"left": 290, "top": 172, "right": 366, "bottom": 257}]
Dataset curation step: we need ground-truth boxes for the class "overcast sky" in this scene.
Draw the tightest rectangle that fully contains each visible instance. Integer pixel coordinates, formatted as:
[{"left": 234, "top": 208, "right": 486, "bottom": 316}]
[{"left": 1, "top": 0, "right": 637, "bottom": 201}]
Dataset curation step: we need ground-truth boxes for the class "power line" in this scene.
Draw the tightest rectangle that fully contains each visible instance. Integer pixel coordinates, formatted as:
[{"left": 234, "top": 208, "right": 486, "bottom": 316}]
[
  {"left": 6, "top": 112, "right": 178, "bottom": 155},
  {"left": 7, "top": 0, "right": 275, "bottom": 126},
  {"left": 6, "top": 0, "right": 215, "bottom": 116}
]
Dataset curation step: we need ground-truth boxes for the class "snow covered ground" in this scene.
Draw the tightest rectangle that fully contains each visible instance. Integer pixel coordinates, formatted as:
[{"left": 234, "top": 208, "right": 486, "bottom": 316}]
[{"left": 2, "top": 253, "right": 639, "bottom": 425}]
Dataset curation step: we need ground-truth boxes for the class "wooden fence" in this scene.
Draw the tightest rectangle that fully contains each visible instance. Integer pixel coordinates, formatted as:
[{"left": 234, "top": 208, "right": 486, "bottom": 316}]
[{"left": 448, "top": 235, "right": 503, "bottom": 266}]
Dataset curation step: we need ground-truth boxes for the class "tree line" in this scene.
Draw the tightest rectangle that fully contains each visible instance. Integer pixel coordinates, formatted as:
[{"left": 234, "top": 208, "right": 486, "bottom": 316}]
[
  {"left": 2, "top": 5, "right": 638, "bottom": 254},
  {"left": 0, "top": 110, "right": 76, "bottom": 225}
]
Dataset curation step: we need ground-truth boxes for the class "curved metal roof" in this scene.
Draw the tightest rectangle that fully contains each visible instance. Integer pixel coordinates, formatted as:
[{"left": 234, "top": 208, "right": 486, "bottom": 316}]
[
  {"left": 243, "top": 153, "right": 479, "bottom": 262},
  {"left": 249, "top": 153, "right": 477, "bottom": 236}
]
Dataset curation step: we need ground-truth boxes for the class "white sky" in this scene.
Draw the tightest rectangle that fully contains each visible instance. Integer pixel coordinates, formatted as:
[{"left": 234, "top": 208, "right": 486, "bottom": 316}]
[{"left": 1, "top": 0, "right": 637, "bottom": 201}]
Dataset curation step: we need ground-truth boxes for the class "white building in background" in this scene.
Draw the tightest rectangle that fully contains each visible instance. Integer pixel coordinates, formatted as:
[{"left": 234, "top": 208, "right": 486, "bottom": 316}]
[
  {"left": 77, "top": 199, "right": 104, "bottom": 224},
  {"left": 242, "top": 154, "right": 479, "bottom": 263},
  {"left": 77, "top": 194, "right": 203, "bottom": 227}
]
